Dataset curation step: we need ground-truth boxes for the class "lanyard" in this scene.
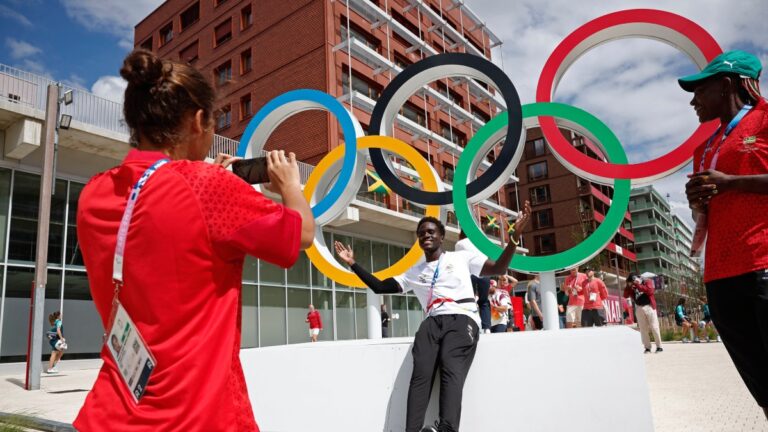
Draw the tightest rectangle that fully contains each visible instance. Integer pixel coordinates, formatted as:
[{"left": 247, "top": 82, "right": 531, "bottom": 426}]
[
  {"left": 698, "top": 104, "right": 752, "bottom": 172},
  {"left": 425, "top": 253, "right": 443, "bottom": 312},
  {"left": 112, "top": 159, "right": 170, "bottom": 285}
]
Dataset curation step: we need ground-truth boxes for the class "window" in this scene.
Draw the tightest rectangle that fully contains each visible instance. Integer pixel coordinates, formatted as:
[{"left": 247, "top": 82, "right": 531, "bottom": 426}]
[
  {"left": 401, "top": 102, "right": 427, "bottom": 128},
  {"left": 533, "top": 209, "right": 554, "bottom": 229},
  {"left": 526, "top": 138, "right": 546, "bottom": 158},
  {"left": 180, "top": 2, "right": 200, "bottom": 31},
  {"left": 436, "top": 81, "right": 463, "bottom": 107},
  {"left": 215, "top": 61, "right": 232, "bottom": 85},
  {"left": 390, "top": 10, "right": 420, "bottom": 36},
  {"left": 216, "top": 105, "right": 231, "bottom": 130},
  {"left": 340, "top": 19, "right": 380, "bottom": 52},
  {"left": 529, "top": 185, "right": 550, "bottom": 205},
  {"left": 215, "top": 0, "right": 228, "bottom": 6},
  {"left": 442, "top": 163, "right": 454, "bottom": 183},
  {"left": 214, "top": 18, "right": 232, "bottom": 47},
  {"left": 140, "top": 37, "right": 153, "bottom": 51},
  {"left": 439, "top": 121, "right": 466, "bottom": 147},
  {"left": 179, "top": 40, "right": 199, "bottom": 64},
  {"left": 534, "top": 234, "right": 556, "bottom": 255},
  {"left": 240, "top": 94, "right": 252, "bottom": 120},
  {"left": 341, "top": 69, "right": 382, "bottom": 100},
  {"left": 527, "top": 161, "right": 548, "bottom": 182},
  {"left": 394, "top": 53, "right": 411, "bottom": 69},
  {"left": 7, "top": 93, "right": 20, "bottom": 103},
  {"left": 241, "top": 4, "right": 253, "bottom": 29},
  {"left": 240, "top": 49, "right": 252, "bottom": 74},
  {"left": 159, "top": 22, "right": 173, "bottom": 46},
  {"left": 471, "top": 105, "right": 490, "bottom": 123}
]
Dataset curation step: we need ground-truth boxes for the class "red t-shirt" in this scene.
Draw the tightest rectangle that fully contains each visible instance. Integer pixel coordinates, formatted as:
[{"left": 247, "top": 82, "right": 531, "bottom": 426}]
[
  {"left": 693, "top": 99, "right": 768, "bottom": 283},
  {"left": 307, "top": 311, "right": 322, "bottom": 329},
  {"left": 563, "top": 272, "right": 587, "bottom": 307},
  {"left": 581, "top": 278, "right": 608, "bottom": 310},
  {"left": 73, "top": 150, "right": 301, "bottom": 431}
]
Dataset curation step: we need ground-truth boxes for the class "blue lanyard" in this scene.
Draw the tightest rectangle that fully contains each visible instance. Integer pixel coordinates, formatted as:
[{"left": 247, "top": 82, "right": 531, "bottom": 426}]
[
  {"left": 698, "top": 104, "right": 752, "bottom": 172},
  {"left": 113, "top": 158, "right": 170, "bottom": 283},
  {"left": 425, "top": 253, "right": 443, "bottom": 311}
]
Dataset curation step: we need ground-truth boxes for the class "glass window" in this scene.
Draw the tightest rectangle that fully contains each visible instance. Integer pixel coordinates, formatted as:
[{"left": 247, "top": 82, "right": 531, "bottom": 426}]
[
  {"left": 259, "top": 259, "right": 285, "bottom": 285},
  {"left": 240, "top": 49, "right": 252, "bottom": 74},
  {"left": 160, "top": 22, "right": 173, "bottom": 46},
  {"left": 287, "top": 252, "right": 310, "bottom": 286},
  {"left": 533, "top": 209, "right": 554, "bottom": 229},
  {"left": 287, "top": 287, "right": 311, "bottom": 344},
  {"left": 215, "top": 61, "right": 233, "bottom": 85},
  {"left": 341, "top": 70, "right": 381, "bottom": 100},
  {"left": 65, "top": 182, "right": 84, "bottom": 267},
  {"left": 335, "top": 291, "right": 355, "bottom": 340},
  {"left": 354, "top": 291, "right": 368, "bottom": 339},
  {"left": 180, "top": 2, "right": 200, "bottom": 30},
  {"left": 529, "top": 185, "right": 550, "bottom": 205},
  {"left": 1, "top": 267, "right": 29, "bottom": 357},
  {"left": 214, "top": 18, "right": 232, "bottom": 47},
  {"left": 8, "top": 172, "right": 66, "bottom": 263},
  {"left": 352, "top": 238, "right": 371, "bottom": 269},
  {"left": 179, "top": 40, "right": 199, "bottom": 64},
  {"left": 534, "top": 234, "right": 556, "bottom": 255},
  {"left": 389, "top": 245, "right": 405, "bottom": 265},
  {"left": 340, "top": 19, "right": 380, "bottom": 52},
  {"left": 390, "top": 294, "right": 409, "bottom": 337},
  {"left": 407, "top": 295, "right": 423, "bottom": 336},
  {"left": 371, "top": 241, "right": 388, "bottom": 273},
  {"left": 242, "top": 255, "right": 258, "bottom": 282},
  {"left": 216, "top": 105, "right": 231, "bottom": 131},
  {"left": 333, "top": 233, "right": 352, "bottom": 288},
  {"left": 63, "top": 270, "right": 103, "bottom": 354},
  {"left": 401, "top": 103, "right": 427, "bottom": 128},
  {"left": 0, "top": 168, "right": 11, "bottom": 260},
  {"left": 526, "top": 138, "right": 546, "bottom": 158},
  {"left": 241, "top": 284, "right": 258, "bottom": 348},
  {"left": 310, "top": 232, "right": 332, "bottom": 288},
  {"left": 527, "top": 161, "right": 548, "bottom": 182},
  {"left": 312, "top": 289, "right": 333, "bottom": 341},
  {"left": 260, "top": 285, "right": 286, "bottom": 346},
  {"left": 240, "top": 4, "right": 253, "bottom": 29}
]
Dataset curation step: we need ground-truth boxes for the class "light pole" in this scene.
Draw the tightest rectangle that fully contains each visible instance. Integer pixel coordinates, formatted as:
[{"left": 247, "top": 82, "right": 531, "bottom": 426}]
[
  {"left": 26, "top": 84, "right": 72, "bottom": 390},
  {"left": 611, "top": 257, "right": 624, "bottom": 325}
]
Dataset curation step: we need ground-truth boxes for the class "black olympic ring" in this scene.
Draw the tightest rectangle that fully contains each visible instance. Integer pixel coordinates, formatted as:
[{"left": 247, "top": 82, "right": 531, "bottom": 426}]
[{"left": 368, "top": 53, "right": 523, "bottom": 205}]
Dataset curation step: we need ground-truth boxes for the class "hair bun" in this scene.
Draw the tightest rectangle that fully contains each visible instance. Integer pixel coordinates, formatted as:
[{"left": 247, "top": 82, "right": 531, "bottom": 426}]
[{"left": 120, "top": 49, "right": 165, "bottom": 87}]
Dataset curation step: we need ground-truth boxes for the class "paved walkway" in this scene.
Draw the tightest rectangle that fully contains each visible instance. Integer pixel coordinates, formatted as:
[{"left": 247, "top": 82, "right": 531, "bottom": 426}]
[{"left": 0, "top": 342, "right": 765, "bottom": 431}]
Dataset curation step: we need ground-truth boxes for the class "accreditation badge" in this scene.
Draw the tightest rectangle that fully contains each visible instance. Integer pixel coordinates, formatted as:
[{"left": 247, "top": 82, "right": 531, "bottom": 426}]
[{"left": 106, "top": 302, "right": 156, "bottom": 403}]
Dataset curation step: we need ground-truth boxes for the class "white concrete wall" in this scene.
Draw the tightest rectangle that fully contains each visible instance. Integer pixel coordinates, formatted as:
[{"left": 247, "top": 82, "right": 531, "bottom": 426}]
[{"left": 241, "top": 326, "right": 654, "bottom": 432}]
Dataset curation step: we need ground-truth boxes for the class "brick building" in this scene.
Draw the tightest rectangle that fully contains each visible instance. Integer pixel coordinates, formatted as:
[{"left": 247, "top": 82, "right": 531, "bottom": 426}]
[
  {"left": 134, "top": 0, "right": 519, "bottom": 236},
  {"left": 507, "top": 127, "right": 637, "bottom": 292}
]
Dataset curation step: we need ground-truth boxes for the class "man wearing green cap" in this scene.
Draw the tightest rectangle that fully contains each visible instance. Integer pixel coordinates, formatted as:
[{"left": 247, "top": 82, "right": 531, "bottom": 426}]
[{"left": 682, "top": 49, "right": 768, "bottom": 418}]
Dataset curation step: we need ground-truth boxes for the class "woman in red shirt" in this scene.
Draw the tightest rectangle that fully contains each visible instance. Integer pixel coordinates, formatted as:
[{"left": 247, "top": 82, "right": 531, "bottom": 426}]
[{"left": 73, "top": 50, "right": 314, "bottom": 431}]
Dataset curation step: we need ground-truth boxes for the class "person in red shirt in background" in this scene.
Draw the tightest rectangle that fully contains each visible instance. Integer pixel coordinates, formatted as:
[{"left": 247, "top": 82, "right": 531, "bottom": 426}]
[
  {"left": 580, "top": 269, "right": 608, "bottom": 327},
  {"left": 624, "top": 273, "right": 662, "bottom": 354},
  {"left": 562, "top": 267, "right": 587, "bottom": 328},
  {"left": 682, "top": 50, "right": 768, "bottom": 417},
  {"left": 306, "top": 304, "right": 323, "bottom": 342},
  {"left": 74, "top": 49, "right": 315, "bottom": 432}
]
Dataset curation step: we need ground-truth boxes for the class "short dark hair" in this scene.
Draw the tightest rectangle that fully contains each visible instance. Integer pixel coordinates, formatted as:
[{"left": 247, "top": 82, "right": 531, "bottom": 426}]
[{"left": 417, "top": 216, "right": 445, "bottom": 236}]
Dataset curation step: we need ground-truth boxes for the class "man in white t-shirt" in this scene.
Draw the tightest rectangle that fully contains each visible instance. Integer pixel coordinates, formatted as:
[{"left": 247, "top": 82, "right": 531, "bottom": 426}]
[
  {"left": 456, "top": 231, "right": 491, "bottom": 333},
  {"left": 335, "top": 201, "right": 531, "bottom": 432}
]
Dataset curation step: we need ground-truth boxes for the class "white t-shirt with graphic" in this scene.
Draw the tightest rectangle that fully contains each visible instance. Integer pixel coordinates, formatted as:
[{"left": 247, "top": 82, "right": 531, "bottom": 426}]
[{"left": 394, "top": 250, "right": 485, "bottom": 326}]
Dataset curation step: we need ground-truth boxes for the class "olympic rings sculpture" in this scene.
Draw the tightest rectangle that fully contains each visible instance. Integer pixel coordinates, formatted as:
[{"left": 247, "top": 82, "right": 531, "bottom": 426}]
[{"left": 237, "top": 9, "right": 723, "bottom": 285}]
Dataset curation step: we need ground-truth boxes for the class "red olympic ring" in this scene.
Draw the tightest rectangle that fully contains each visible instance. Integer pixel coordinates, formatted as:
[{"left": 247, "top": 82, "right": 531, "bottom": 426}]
[{"left": 536, "top": 9, "right": 723, "bottom": 184}]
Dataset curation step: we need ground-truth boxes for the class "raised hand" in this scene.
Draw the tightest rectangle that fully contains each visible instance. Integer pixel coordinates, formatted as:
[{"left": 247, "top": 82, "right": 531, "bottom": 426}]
[
  {"left": 334, "top": 241, "right": 355, "bottom": 266},
  {"left": 512, "top": 200, "right": 532, "bottom": 241}
]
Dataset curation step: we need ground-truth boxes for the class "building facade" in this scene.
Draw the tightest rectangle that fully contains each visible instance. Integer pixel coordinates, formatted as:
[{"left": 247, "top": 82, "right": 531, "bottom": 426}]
[
  {"left": 628, "top": 185, "right": 702, "bottom": 312},
  {"left": 0, "top": 0, "right": 524, "bottom": 361},
  {"left": 507, "top": 127, "right": 637, "bottom": 294}
]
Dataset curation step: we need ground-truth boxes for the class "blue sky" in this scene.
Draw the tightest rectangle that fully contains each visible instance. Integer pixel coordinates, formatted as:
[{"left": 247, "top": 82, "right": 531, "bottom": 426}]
[{"left": 1, "top": 0, "right": 766, "bottom": 227}]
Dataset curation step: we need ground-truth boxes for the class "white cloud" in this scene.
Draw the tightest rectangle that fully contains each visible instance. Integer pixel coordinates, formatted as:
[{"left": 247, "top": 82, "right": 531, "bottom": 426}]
[
  {"left": 5, "top": 38, "right": 42, "bottom": 59},
  {"left": 59, "top": 0, "right": 164, "bottom": 50},
  {"left": 0, "top": 4, "right": 32, "bottom": 27},
  {"left": 91, "top": 75, "right": 127, "bottom": 103}
]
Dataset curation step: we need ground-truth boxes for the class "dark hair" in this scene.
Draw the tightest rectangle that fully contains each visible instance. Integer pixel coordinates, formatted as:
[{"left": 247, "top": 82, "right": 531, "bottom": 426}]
[
  {"left": 677, "top": 297, "right": 686, "bottom": 306},
  {"left": 48, "top": 311, "right": 61, "bottom": 325},
  {"left": 417, "top": 216, "right": 445, "bottom": 236},
  {"left": 627, "top": 272, "right": 639, "bottom": 284},
  {"left": 120, "top": 49, "right": 215, "bottom": 148}
]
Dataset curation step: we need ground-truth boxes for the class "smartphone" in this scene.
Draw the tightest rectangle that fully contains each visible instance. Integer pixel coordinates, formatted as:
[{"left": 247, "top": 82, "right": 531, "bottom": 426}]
[{"left": 232, "top": 157, "right": 270, "bottom": 184}]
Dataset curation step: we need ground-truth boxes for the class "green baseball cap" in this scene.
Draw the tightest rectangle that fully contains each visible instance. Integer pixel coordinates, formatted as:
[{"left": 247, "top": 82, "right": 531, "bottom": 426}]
[{"left": 678, "top": 50, "right": 762, "bottom": 92}]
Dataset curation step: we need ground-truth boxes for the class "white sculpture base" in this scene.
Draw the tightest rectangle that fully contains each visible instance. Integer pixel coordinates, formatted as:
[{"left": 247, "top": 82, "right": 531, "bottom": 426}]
[{"left": 241, "top": 326, "right": 653, "bottom": 432}]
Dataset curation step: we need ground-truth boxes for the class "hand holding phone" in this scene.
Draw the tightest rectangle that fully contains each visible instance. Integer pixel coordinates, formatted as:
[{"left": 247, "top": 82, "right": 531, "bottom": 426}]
[{"left": 232, "top": 157, "right": 270, "bottom": 184}]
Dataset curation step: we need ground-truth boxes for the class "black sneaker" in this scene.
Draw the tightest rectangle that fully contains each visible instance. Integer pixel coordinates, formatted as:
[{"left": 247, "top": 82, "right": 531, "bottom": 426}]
[
  {"left": 644, "top": 348, "right": 651, "bottom": 354},
  {"left": 420, "top": 423, "right": 439, "bottom": 432},
  {"left": 655, "top": 347, "right": 663, "bottom": 353}
]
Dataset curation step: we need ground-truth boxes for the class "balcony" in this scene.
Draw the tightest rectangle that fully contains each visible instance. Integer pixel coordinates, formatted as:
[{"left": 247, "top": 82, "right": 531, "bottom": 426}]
[
  {"left": 345, "top": 0, "right": 503, "bottom": 109},
  {"left": 636, "top": 250, "right": 677, "bottom": 265}
]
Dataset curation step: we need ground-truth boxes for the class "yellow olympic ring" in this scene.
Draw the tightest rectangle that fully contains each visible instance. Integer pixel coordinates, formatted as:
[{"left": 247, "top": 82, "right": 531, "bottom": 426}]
[{"left": 303, "top": 136, "right": 441, "bottom": 287}]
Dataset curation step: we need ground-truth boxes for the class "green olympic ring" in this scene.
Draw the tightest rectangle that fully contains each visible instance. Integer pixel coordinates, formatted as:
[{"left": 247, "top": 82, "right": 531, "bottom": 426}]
[{"left": 452, "top": 102, "right": 630, "bottom": 273}]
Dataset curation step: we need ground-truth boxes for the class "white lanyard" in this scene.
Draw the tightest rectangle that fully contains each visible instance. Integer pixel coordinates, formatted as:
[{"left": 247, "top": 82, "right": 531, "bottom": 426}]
[
  {"left": 112, "top": 159, "right": 169, "bottom": 283},
  {"left": 425, "top": 253, "right": 443, "bottom": 312}
]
